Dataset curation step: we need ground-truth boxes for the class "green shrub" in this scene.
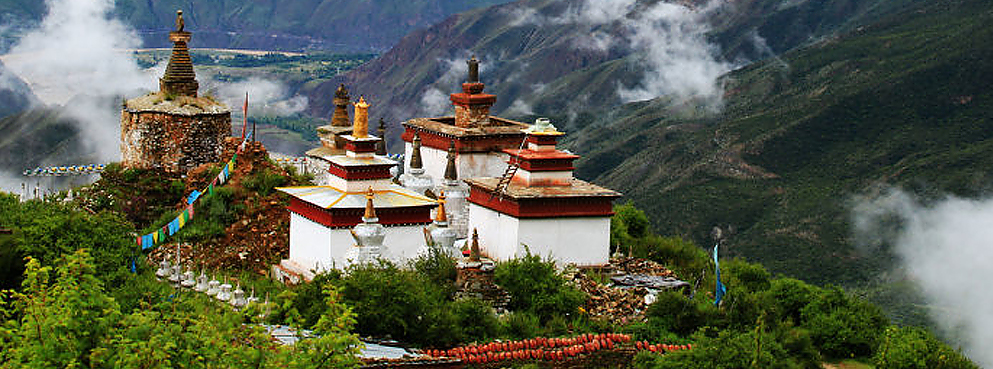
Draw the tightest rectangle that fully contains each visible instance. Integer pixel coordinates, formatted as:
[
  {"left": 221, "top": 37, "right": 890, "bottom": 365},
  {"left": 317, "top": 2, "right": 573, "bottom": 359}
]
[
  {"left": 451, "top": 298, "right": 501, "bottom": 343},
  {"left": 874, "top": 326, "right": 977, "bottom": 369},
  {"left": 501, "top": 311, "right": 541, "bottom": 340},
  {"left": 493, "top": 252, "right": 585, "bottom": 323},
  {"left": 763, "top": 278, "right": 819, "bottom": 326},
  {"left": 633, "top": 330, "right": 799, "bottom": 369},
  {"left": 801, "top": 287, "right": 888, "bottom": 358},
  {"left": 242, "top": 168, "right": 287, "bottom": 197},
  {"left": 644, "top": 290, "right": 710, "bottom": 336},
  {"left": 411, "top": 248, "right": 457, "bottom": 298}
]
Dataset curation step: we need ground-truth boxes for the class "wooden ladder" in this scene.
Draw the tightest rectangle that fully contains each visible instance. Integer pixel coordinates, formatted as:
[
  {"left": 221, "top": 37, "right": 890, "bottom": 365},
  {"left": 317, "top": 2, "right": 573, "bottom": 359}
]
[{"left": 490, "top": 134, "right": 529, "bottom": 201}]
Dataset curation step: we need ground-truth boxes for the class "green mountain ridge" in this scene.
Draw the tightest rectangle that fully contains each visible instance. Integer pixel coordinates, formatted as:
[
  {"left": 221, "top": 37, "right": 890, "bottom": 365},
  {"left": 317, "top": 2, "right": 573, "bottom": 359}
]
[
  {"left": 564, "top": 0, "right": 993, "bottom": 323},
  {"left": 307, "top": 0, "right": 926, "bottom": 147},
  {"left": 0, "top": 0, "right": 513, "bottom": 52}
]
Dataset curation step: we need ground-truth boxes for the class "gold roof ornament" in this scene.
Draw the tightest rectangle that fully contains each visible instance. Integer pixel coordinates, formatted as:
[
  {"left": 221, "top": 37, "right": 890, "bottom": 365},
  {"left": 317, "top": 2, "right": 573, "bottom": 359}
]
[
  {"left": 435, "top": 191, "right": 448, "bottom": 223},
  {"left": 352, "top": 96, "right": 370, "bottom": 138},
  {"left": 363, "top": 187, "right": 377, "bottom": 222}
]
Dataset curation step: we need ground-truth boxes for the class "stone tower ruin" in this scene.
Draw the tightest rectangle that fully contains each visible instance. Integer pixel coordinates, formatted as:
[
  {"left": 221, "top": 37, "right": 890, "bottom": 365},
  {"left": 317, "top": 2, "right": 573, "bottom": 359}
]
[{"left": 120, "top": 10, "right": 231, "bottom": 172}]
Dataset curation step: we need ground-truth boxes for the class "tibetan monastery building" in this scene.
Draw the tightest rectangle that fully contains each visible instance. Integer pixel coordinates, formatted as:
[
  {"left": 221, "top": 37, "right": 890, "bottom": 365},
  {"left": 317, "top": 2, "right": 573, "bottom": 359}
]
[
  {"left": 401, "top": 56, "right": 529, "bottom": 182},
  {"left": 276, "top": 98, "right": 435, "bottom": 280},
  {"left": 466, "top": 119, "right": 620, "bottom": 266}
]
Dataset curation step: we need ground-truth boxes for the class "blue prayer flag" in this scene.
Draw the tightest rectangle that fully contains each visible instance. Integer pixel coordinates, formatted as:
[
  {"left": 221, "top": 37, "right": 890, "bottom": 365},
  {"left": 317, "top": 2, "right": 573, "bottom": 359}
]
[
  {"left": 714, "top": 243, "right": 727, "bottom": 306},
  {"left": 187, "top": 190, "right": 202, "bottom": 205},
  {"left": 141, "top": 234, "right": 154, "bottom": 250}
]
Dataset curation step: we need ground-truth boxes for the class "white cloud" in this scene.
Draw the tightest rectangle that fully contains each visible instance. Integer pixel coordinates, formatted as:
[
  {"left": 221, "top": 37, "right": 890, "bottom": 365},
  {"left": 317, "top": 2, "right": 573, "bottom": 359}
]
[
  {"left": 510, "top": 0, "right": 731, "bottom": 110},
  {"left": 853, "top": 188, "right": 993, "bottom": 368},
  {"left": 2, "top": 0, "right": 156, "bottom": 162}
]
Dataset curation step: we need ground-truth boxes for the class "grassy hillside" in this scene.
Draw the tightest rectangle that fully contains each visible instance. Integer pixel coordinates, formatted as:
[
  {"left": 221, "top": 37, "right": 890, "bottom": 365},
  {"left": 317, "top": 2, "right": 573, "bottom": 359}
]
[{"left": 564, "top": 0, "right": 993, "bottom": 323}]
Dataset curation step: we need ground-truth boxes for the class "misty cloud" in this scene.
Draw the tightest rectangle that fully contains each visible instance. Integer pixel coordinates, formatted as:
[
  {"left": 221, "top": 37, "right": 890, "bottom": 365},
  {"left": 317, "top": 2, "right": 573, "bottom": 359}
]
[
  {"left": 853, "top": 188, "right": 993, "bottom": 367},
  {"left": 509, "top": 0, "right": 731, "bottom": 110},
  {"left": 418, "top": 54, "right": 488, "bottom": 117},
  {"left": 2, "top": 0, "right": 156, "bottom": 162},
  {"left": 205, "top": 76, "right": 308, "bottom": 117}
]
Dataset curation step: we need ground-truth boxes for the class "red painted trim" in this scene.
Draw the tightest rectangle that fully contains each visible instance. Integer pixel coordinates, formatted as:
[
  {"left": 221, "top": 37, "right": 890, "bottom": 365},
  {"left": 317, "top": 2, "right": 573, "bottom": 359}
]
[
  {"left": 401, "top": 126, "right": 525, "bottom": 152},
  {"left": 526, "top": 135, "right": 560, "bottom": 146},
  {"left": 450, "top": 92, "right": 496, "bottom": 106},
  {"left": 510, "top": 157, "right": 576, "bottom": 172},
  {"left": 327, "top": 163, "right": 393, "bottom": 180},
  {"left": 287, "top": 197, "right": 433, "bottom": 228},
  {"left": 467, "top": 186, "right": 617, "bottom": 218}
]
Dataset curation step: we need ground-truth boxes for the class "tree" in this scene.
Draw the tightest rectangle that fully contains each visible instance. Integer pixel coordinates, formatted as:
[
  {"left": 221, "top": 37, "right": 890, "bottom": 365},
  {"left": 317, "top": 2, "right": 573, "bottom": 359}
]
[{"left": 3, "top": 250, "right": 121, "bottom": 367}]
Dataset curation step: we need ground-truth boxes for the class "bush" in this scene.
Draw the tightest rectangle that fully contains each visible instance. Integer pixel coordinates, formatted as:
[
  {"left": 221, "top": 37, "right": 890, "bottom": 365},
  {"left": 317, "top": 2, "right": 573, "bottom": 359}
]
[
  {"left": 874, "top": 326, "right": 977, "bottom": 369},
  {"left": 493, "top": 252, "right": 585, "bottom": 323},
  {"left": 411, "top": 248, "right": 457, "bottom": 298},
  {"left": 644, "top": 290, "right": 711, "bottom": 336},
  {"left": 763, "top": 278, "right": 819, "bottom": 326},
  {"left": 242, "top": 168, "right": 287, "bottom": 197},
  {"left": 801, "top": 287, "right": 888, "bottom": 358},
  {"left": 633, "top": 330, "right": 800, "bottom": 369}
]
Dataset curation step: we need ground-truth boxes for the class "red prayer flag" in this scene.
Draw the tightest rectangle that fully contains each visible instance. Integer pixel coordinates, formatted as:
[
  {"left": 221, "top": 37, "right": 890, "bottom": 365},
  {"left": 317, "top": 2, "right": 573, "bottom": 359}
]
[{"left": 241, "top": 92, "right": 249, "bottom": 139}]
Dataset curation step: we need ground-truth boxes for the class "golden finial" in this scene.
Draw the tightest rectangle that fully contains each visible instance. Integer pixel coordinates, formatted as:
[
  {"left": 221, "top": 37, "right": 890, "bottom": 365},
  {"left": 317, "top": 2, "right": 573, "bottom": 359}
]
[
  {"left": 434, "top": 191, "right": 447, "bottom": 223},
  {"left": 353, "top": 96, "right": 370, "bottom": 138},
  {"left": 363, "top": 187, "right": 376, "bottom": 221}
]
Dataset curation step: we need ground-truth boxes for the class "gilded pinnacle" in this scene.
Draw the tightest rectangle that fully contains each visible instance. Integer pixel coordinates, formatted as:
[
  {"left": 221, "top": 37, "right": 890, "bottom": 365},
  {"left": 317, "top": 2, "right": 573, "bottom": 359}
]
[
  {"left": 363, "top": 187, "right": 377, "bottom": 221},
  {"left": 353, "top": 96, "right": 370, "bottom": 138},
  {"left": 435, "top": 191, "right": 448, "bottom": 223}
]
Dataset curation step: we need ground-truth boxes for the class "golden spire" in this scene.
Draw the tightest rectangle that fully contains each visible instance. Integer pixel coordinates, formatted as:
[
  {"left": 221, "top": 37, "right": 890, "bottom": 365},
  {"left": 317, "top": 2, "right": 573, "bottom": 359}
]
[
  {"left": 434, "top": 191, "right": 448, "bottom": 223},
  {"left": 363, "top": 187, "right": 376, "bottom": 221},
  {"left": 353, "top": 96, "right": 370, "bottom": 138},
  {"left": 469, "top": 228, "right": 481, "bottom": 262}
]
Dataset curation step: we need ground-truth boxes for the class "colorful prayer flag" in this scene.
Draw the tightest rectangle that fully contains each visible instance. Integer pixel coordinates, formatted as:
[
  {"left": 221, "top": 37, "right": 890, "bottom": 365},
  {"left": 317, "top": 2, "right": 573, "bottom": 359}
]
[
  {"left": 152, "top": 231, "right": 159, "bottom": 243},
  {"left": 714, "top": 243, "right": 727, "bottom": 306},
  {"left": 187, "top": 190, "right": 202, "bottom": 205},
  {"left": 142, "top": 234, "right": 154, "bottom": 250}
]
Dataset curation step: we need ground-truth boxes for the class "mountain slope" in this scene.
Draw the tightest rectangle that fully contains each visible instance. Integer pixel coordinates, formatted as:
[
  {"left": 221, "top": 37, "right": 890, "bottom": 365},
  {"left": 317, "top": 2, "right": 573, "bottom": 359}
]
[
  {"left": 0, "top": 60, "right": 37, "bottom": 118},
  {"left": 306, "top": 0, "right": 926, "bottom": 146},
  {"left": 565, "top": 0, "right": 993, "bottom": 293},
  {"left": 0, "top": 108, "right": 95, "bottom": 174},
  {"left": 0, "top": 0, "right": 513, "bottom": 52}
]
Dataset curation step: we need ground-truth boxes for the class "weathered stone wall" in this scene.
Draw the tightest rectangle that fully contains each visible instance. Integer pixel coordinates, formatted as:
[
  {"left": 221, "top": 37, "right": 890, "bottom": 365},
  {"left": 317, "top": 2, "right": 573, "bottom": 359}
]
[{"left": 121, "top": 109, "right": 231, "bottom": 172}]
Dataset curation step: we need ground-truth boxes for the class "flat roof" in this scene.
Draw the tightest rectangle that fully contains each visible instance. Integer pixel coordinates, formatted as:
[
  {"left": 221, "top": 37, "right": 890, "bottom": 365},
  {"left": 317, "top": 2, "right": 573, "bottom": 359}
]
[
  {"left": 276, "top": 186, "right": 435, "bottom": 209},
  {"left": 465, "top": 177, "right": 621, "bottom": 199},
  {"left": 403, "top": 116, "right": 529, "bottom": 137}
]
